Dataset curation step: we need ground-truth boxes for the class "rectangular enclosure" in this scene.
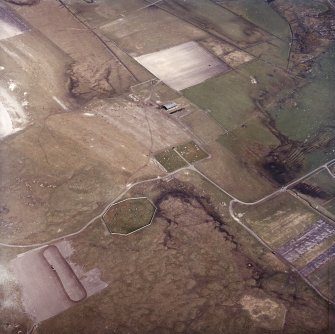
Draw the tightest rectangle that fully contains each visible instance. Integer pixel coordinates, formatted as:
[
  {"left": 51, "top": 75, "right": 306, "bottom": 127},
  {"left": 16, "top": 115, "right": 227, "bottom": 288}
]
[{"left": 135, "top": 41, "right": 230, "bottom": 91}]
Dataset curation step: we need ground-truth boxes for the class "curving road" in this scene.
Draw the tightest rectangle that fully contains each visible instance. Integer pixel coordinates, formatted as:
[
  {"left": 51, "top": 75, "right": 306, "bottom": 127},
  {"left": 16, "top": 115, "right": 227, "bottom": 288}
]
[
  {"left": 1, "top": 0, "right": 334, "bottom": 306},
  {"left": 1, "top": 157, "right": 334, "bottom": 249}
]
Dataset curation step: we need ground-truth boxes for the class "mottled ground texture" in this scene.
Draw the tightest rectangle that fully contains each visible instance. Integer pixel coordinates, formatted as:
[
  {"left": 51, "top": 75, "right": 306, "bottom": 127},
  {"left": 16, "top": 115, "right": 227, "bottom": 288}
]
[
  {"left": 0, "top": 0, "right": 334, "bottom": 333},
  {"left": 36, "top": 181, "right": 335, "bottom": 334}
]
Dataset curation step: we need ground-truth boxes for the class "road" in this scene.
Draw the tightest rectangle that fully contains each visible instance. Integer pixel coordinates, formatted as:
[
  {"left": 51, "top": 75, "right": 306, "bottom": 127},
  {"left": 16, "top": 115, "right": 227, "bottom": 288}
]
[
  {"left": 1, "top": 0, "right": 334, "bottom": 305},
  {"left": 1, "top": 153, "right": 334, "bottom": 248},
  {"left": 228, "top": 198, "right": 335, "bottom": 305},
  {"left": 228, "top": 159, "right": 335, "bottom": 306}
]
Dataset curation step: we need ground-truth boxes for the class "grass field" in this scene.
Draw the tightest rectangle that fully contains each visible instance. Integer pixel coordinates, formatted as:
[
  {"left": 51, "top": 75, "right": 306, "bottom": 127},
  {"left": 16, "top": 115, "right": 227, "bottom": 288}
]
[
  {"left": 270, "top": 45, "right": 335, "bottom": 141},
  {"left": 100, "top": 5, "right": 207, "bottom": 57},
  {"left": 268, "top": 45, "right": 335, "bottom": 174},
  {"left": 293, "top": 169, "right": 335, "bottom": 219},
  {"left": 154, "top": 141, "right": 208, "bottom": 171},
  {"left": 157, "top": 0, "right": 269, "bottom": 48},
  {"left": 246, "top": 37, "right": 290, "bottom": 68},
  {"left": 103, "top": 198, "right": 156, "bottom": 235},
  {"left": 235, "top": 192, "right": 323, "bottom": 249},
  {"left": 154, "top": 148, "right": 188, "bottom": 172},
  {"left": 175, "top": 141, "right": 209, "bottom": 163},
  {"left": 217, "top": 0, "right": 290, "bottom": 40},
  {"left": 306, "top": 256, "right": 335, "bottom": 302},
  {"left": 236, "top": 190, "right": 335, "bottom": 304},
  {"left": 217, "top": 116, "right": 280, "bottom": 164},
  {"left": 183, "top": 59, "right": 293, "bottom": 130},
  {"left": 63, "top": 0, "right": 143, "bottom": 26}
]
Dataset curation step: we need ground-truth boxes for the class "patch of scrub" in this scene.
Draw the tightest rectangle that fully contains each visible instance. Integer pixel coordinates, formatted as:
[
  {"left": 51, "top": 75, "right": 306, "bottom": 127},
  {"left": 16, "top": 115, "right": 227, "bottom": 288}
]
[
  {"left": 284, "top": 0, "right": 329, "bottom": 13},
  {"left": 222, "top": 50, "right": 254, "bottom": 68},
  {"left": 0, "top": 87, "right": 27, "bottom": 138},
  {"left": 240, "top": 294, "right": 287, "bottom": 330}
]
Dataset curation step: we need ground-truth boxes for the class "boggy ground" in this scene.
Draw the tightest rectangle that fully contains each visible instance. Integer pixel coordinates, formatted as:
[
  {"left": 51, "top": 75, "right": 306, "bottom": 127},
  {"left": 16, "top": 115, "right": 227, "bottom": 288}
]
[
  {"left": 1, "top": 1, "right": 335, "bottom": 333},
  {"left": 37, "top": 176, "right": 334, "bottom": 334}
]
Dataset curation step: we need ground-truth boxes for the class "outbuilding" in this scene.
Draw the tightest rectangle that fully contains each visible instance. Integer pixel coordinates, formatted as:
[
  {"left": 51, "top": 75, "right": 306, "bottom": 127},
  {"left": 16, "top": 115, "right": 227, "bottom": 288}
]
[{"left": 161, "top": 101, "right": 178, "bottom": 111}]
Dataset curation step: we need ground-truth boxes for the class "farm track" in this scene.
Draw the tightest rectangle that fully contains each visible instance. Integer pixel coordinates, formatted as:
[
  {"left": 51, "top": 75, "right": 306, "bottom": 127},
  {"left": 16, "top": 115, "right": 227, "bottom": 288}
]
[
  {"left": 2, "top": 0, "right": 334, "bottom": 306},
  {"left": 1, "top": 153, "right": 334, "bottom": 304},
  {"left": 1, "top": 159, "right": 334, "bottom": 247}
]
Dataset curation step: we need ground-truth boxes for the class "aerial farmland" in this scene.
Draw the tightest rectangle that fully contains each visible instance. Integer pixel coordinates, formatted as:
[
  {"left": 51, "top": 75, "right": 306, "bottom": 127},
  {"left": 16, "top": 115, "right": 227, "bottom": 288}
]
[{"left": 0, "top": 0, "right": 334, "bottom": 333}]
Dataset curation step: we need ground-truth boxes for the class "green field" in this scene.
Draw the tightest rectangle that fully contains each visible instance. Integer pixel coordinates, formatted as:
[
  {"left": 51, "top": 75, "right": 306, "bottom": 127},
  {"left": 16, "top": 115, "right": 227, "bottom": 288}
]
[
  {"left": 154, "top": 148, "right": 188, "bottom": 172},
  {"left": 160, "top": 0, "right": 269, "bottom": 48},
  {"left": 268, "top": 44, "right": 335, "bottom": 172},
  {"left": 217, "top": 0, "right": 291, "bottom": 40},
  {"left": 103, "top": 198, "right": 156, "bottom": 234},
  {"left": 293, "top": 169, "right": 335, "bottom": 219},
  {"left": 183, "top": 59, "right": 293, "bottom": 131},
  {"left": 246, "top": 37, "right": 290, "bottom": 67},
  {"left": 175, "top": 141, "right": 209, "bottom": 163},
  {"left": 217, "top": 116, "right": 280, "bottom": 164},
  {"left": 307, "top": 256, "right": 335, "bottom": 302},
  {"left": 271, "top": 45, "right": 335, "bottom": 141}
]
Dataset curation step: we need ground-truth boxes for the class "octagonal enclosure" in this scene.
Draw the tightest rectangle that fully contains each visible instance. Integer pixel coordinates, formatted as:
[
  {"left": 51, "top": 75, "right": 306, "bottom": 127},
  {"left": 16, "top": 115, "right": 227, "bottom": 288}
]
[{"left": 103, "top": 198, "right": 156, "bottom": 235}]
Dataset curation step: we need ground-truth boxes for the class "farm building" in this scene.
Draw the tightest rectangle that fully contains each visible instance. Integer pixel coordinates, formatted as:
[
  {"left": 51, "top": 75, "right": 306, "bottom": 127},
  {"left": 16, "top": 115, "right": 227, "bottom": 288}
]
[{"left": 160, "top": 101, "right": 183, "bottom": 114}]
